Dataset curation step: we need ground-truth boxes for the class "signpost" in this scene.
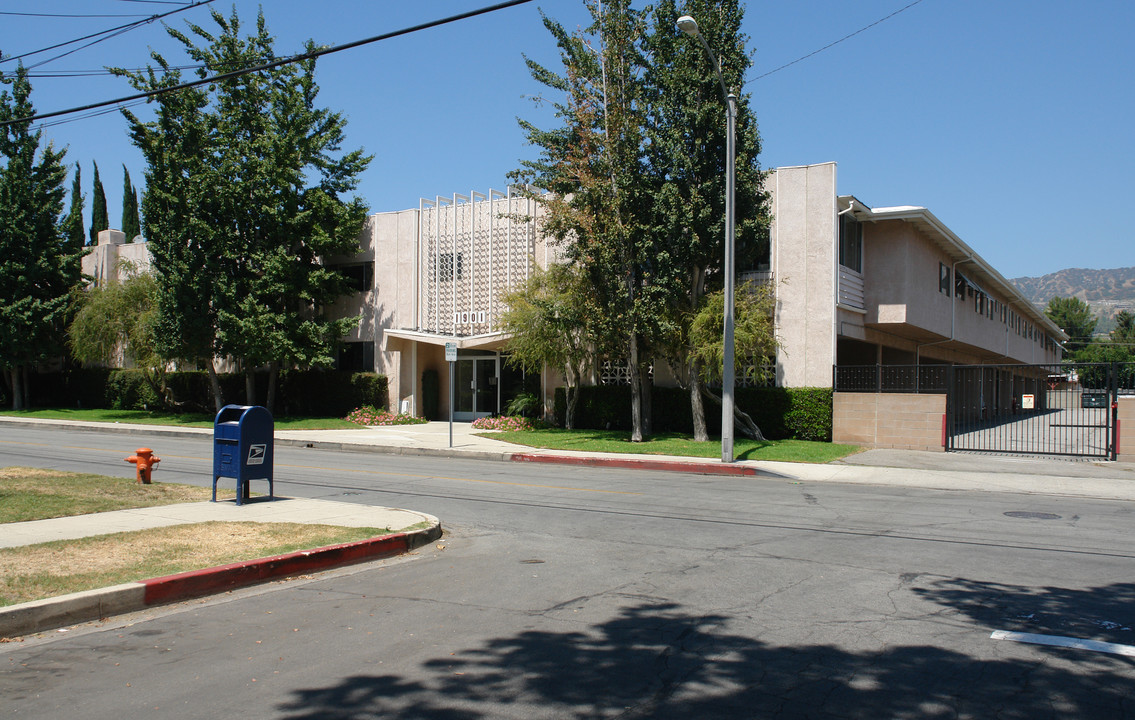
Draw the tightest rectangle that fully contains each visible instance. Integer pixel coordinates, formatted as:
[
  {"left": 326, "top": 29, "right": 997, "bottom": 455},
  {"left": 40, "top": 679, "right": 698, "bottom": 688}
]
[{"left": 445, "top": 342, "right": 457, "bottom": 448}]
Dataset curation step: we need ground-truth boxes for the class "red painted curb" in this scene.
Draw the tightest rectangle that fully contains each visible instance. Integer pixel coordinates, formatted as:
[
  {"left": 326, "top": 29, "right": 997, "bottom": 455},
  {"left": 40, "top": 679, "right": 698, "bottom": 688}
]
[
  {"left": 141, "top": 531, "right": 425, "bottom": 606},
  {"left": 510, "top": 453, "right": 759, "bottom": 476}
]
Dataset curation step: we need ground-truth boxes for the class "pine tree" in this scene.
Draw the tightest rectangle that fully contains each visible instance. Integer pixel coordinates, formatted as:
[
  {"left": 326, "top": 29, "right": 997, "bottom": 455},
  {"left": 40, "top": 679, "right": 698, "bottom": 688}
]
[
  {"left": 0, "top": 65, "right": 84, "bottom": 408},
  {"left": 89, "top": 160, "right": 108, "bottom": 245},
  {"left": 115, "top": 8, "right": 371, "bottom": 411},
  {"left": 121, "top": 164, "right": 140, "bottom": 241}
]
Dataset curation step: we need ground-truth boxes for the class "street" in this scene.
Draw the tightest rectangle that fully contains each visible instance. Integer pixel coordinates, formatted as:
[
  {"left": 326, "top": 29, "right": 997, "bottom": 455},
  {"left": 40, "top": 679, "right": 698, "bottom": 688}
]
[{"left": 2, "top": 426, "right": 1134, "bottom": 718}]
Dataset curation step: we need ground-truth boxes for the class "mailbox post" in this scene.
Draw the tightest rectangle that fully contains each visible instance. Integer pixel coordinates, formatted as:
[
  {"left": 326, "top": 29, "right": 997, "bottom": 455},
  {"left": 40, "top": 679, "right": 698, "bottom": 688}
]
[{"left": 212, "top": 405, "right": 274, "bottom": 505}]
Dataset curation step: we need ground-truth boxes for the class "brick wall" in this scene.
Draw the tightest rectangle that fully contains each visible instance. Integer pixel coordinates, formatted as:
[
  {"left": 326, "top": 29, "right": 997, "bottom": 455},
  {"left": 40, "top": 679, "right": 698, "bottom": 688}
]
[
  {"left": 833, "top": 392, "right": 946, "bottom": 452},
  {"left": 1119, "top": 397, "right": 1135, "bottom": 462}
]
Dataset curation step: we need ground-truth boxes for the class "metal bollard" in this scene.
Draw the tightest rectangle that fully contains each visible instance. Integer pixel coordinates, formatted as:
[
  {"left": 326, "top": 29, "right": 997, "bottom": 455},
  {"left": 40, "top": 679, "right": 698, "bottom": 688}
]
[{"left": 124, "top": 448, "right": 161, "bottom": 484}]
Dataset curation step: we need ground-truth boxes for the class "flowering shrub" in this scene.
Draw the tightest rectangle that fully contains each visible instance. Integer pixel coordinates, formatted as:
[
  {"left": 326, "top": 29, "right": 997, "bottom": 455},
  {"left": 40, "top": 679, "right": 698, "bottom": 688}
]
[
  {"left": 345, "top": 405, "right": 428, "bottom": 426},
  {"left": 471, "top": 415, "right": 546, "bottom": 431}
]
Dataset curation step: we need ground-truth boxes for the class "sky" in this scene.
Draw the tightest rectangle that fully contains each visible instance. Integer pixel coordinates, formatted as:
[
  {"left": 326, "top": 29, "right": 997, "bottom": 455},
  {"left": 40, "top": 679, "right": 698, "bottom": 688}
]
[{"left": 2, "top": 0, "right": 1132, "bottom": 280}]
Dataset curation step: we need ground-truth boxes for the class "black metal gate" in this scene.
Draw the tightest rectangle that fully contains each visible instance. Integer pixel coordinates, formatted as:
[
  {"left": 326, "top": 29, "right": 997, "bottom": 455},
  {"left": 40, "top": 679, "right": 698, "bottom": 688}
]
[{"left": 945, "top": 363, "right": 1125, "bottom": 459}]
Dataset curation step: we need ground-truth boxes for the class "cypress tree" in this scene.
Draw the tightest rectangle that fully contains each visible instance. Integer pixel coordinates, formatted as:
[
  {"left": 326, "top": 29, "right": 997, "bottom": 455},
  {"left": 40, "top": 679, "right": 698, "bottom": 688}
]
[
  {"left": 89, "top": 160, "right": 108, "bottom": 245},
  {"left": 121, "top": 164, "right": 140, "bottom": 241}
]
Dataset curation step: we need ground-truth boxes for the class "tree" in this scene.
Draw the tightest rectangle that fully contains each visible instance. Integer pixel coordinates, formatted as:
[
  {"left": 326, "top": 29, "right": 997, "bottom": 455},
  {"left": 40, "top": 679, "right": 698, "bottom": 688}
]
[
  {"left": 641, "top": 0, "right": 769, "bottom": 441},
  {"left": 69, "top": 262, "right": 158, "bottom": 370},
  {"left": 690, "top": 280, "right": 777, "bottom": 440},
  {"left": 500, "top": 263, "right": 595, "bottom": 429},
  {"left": 116, "top": 8, "right": 371, "bottom": 412},
  {"left": 1045, "top": 296, "right": 1096, "bottom": 356},
  {"left": 62, "top": 163, "right": 85, "bottom": 251},
  {"left": 0, "top": 64, "right": 83, "bottom": 408},
  {"left": 121, "top": 164, "right": 140, "bottom": 241},
  {"left": 515, "top": 2, "right": 667, "bottom": 442},
  {"left": 89, "top": 160, "right": 108, "bottom": 245},
  {"left": 1111, "top": 310, "right": 1134, "bottom": 346}
]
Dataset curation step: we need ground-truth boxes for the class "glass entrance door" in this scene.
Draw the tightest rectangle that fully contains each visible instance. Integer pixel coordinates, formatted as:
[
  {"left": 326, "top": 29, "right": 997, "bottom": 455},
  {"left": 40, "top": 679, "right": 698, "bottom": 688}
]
[{"left": 453, "top": 356, "right": 499, "bottom": 420}]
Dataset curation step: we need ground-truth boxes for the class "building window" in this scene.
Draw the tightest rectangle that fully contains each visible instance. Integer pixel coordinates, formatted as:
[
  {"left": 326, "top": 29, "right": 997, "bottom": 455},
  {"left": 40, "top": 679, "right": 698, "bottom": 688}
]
[
  {"left": 336, "top": 263, "right": 373, "bottom": 293},
  {"left": 438, "top": 252, "right": 463, "bottom": 282},
  {"left": 839, "top": 215, "right": 862, "bottom": 273},
  {"left": 939, "top": 263, "right": 951, "bottom": 294},
  {"left": 337, "top": 341, "right": 374, "bottom": 373}
]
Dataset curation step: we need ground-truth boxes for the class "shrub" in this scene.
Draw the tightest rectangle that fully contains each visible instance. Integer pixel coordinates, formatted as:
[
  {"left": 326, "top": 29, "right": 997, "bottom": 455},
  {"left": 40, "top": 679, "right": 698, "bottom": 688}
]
[
  {"left": 506, "top": 391, "right": 542, "bottom": 418},
  {"left": 345, "top": 405, "right": 427, "bottom": 426},
  {"left": 105, "top": 369, "right": 161, "bottom": 410},
  {"left": 471, "top": 415, "right": 547, "bottom": 431}
]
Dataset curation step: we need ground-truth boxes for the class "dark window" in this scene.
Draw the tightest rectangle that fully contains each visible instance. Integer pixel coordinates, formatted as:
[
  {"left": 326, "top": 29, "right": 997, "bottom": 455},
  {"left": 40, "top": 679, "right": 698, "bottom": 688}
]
[
  {"left": 336, "top": 263, "right": 373, "bottom": 293},
  {"left": 839, "top": 215, "right": 862, "bottom": 273},
  {"left": 955, "top": 272, "right": 967, "bottom": 298},
  {"left": 337, "top": 341, "right": 374, "bottom": 373},
  {"left": 939, "top": 263, "right": 951, "bottom": 294}
]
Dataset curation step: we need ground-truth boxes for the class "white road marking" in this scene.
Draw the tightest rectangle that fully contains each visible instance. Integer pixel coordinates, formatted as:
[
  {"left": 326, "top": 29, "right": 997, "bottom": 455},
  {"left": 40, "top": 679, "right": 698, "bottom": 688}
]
[{"left": 991, "top": 629, "right": 1135, "bottom": 657}]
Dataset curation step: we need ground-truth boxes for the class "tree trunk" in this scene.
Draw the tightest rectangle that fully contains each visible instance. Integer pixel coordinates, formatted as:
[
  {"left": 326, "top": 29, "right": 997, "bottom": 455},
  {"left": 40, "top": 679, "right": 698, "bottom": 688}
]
[
  {"left": 19, "top": 365, "right": 29, "bottom": 410},
  {"left": 565, "top": 384, "right": 578, "bottom": 430},
  {"left": 10, "top": 367, "right": 23, "bottom": 410},
  {"left": 628, "top": 333, "right": 644, "bottom": 442},
  {"left": 690, "top": 362, "right": 709, "bottom": 442},
  {"left": 206, "top": 360, "right": 224, "bottom": 413},
  {"left": 266, "top": 361, "right": 279, "bottom": 415},
  {"left": 701, "top": 385, "right": 767, "bottom": 442}
]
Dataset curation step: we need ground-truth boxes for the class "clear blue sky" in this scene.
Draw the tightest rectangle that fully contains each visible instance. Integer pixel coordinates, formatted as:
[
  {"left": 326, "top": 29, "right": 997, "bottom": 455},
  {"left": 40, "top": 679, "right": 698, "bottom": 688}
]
[{"left": 3, "top": 0, "right": 1132, "bottom": 279}]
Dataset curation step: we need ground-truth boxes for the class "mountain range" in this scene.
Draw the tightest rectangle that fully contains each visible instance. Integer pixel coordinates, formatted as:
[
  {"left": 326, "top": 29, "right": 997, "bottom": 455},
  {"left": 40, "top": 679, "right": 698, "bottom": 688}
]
[{"left": 1009, "top": 266, "right": 1135, "bottom": 334}]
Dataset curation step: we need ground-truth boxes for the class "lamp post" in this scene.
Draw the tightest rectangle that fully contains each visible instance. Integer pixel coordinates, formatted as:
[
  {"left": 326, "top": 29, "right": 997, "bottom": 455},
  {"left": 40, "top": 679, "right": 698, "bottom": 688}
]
[{"left": 677, "top": 14, "right": 736, "bottom": 463}]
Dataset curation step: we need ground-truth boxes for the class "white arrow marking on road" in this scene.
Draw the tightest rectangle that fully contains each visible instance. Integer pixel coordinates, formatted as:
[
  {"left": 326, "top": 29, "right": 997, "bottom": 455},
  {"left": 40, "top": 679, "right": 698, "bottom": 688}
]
[{"left": 991, "top": 629, "right": 1135, "bottom": 657}]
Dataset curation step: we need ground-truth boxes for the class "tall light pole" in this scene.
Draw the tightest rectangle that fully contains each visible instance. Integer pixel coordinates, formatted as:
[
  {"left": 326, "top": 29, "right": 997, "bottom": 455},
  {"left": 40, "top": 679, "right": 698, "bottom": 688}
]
[{"left": 677, "top": 14, "right": 736, "bottom": 463}]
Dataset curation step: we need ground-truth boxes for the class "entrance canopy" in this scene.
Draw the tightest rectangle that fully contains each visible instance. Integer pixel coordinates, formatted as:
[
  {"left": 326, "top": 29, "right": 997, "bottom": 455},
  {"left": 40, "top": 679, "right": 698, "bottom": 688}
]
[{"left": 383, "top": 327, "right": 511, "bottom": 352}]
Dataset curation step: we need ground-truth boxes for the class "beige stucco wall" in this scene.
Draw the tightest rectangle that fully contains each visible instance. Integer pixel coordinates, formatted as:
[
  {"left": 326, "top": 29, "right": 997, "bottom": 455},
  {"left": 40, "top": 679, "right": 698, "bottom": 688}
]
[
  {"left": 833, "top": 392, "right": 945, "bottom": 451},
  {"left": 1119, "top": 397, "right": 1135, "bottom": 462},
  {"left": 769, "top": 163, "right": 837, "bottom": 388},
  {"left": 81, "top": 229, "right": 152, "bottom": 286},
  {"left": 862, "top": 220, "right": 1058, "bottom": 365}
]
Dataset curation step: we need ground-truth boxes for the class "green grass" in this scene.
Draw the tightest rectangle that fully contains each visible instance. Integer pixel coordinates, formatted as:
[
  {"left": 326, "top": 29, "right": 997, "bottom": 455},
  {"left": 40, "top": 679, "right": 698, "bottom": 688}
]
[
  {"left": 0, "top": 407, "right": 360, "bottom": 430},
  {"left": 480, "top": 428, "right": 860, "bottom": 463},
  {"left": 0, "top": 467, "right": 218, "bottom": 523}
]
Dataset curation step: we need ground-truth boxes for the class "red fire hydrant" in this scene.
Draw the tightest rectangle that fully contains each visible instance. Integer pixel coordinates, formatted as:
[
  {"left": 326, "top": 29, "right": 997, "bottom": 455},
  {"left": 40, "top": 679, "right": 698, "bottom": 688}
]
[{"left": 125, "top": 448, "right": 161, "bottom": 484}]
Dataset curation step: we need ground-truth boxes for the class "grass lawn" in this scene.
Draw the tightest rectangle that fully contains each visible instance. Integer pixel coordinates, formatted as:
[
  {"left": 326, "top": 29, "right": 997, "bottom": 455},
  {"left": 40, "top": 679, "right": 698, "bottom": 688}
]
[
  {"left": 0, "top": 467, "right": 390, "bottom": 607},
  {"left": 0, "top": 407, "right": 360, "bottom": 430},
  {"left": 480, "top": 428, "right": 860, "bottom": 463}
]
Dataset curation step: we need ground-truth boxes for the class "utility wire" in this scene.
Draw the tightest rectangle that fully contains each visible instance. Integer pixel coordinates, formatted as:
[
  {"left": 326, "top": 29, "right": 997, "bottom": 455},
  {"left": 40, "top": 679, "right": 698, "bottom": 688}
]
[
  {"left": 1, "top": 0, "right": 534, "bottom": 128},
  {"left": 0, "top": 12, "right": 152, "bottom": 18},
  {"left": 748, "top": 0, "right": 926, "bottom": 84},
  {"left": 0, "top": 0, "right": 213, "bottom": 65}
]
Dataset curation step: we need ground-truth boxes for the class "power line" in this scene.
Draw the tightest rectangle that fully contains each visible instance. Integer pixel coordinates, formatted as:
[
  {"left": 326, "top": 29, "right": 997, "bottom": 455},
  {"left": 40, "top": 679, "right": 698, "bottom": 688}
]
[
  {"left": 748, "top": 0, "right": 926, "bottom": 84},
  {"left": 0, "top": 12, "right": 152, "bottom": 18},
  {"left": 1, "top": 0, "right": 535, "bottom": 128},
  {"left": 0, "top": 0, "right": 213, "bottom": 66}
]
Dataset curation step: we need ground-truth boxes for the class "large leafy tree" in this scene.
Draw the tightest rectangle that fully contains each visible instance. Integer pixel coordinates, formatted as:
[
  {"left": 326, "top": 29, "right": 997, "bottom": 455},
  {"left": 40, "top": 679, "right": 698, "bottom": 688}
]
[
  {"left": 0, "top": 65, "right": 84, "bottom": 408},
  {"left": 515, "top": 1, "right": 670, "bottom": 442},
  {"left": 88, "top": 160, "right": 108, "bottom": 245},
  {"left": 1045, "top": 296, "right": 1096, "bottom": 356},
  {"left": 642, "top": 0, "right": 769, "bottom": 441},
  {"left": 116, "top": 9, "right": 371, "bottom": 411}
]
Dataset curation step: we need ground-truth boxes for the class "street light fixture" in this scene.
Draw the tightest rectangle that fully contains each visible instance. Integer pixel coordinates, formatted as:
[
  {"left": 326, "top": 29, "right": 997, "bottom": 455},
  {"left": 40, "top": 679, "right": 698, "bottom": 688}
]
[{"left": 677, "top": 14, "right": 737, "bottom": 463}]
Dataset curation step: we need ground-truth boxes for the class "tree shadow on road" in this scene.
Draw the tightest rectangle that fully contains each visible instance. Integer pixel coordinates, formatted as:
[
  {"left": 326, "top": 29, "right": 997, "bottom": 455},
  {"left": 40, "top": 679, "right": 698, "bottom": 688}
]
[{"left": 276, "top": 594, "right": 1135, "bottom": 719}]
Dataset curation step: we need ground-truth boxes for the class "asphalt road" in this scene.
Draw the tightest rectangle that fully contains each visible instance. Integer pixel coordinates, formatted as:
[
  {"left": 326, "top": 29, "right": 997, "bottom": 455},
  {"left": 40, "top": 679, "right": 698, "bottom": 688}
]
[{"left": 2, "top": 427, "right": 1135, "bottom": 718}]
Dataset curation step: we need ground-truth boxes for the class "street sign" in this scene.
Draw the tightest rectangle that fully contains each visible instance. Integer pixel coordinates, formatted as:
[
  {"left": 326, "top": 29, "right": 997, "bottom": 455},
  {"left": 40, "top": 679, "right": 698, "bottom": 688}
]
[{"left": 445, "top": 342, "right": 457, "bottom": 362}]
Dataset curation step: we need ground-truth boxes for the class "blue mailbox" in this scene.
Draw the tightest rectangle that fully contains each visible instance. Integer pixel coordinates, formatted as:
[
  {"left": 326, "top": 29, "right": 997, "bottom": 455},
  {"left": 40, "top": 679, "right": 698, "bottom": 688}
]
[{"left": 212, "top": 405, "right": 274, "bottom": 505}]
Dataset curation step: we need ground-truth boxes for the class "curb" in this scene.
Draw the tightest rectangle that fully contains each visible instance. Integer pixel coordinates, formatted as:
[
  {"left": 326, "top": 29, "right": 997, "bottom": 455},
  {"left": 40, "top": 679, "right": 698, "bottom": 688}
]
[
  {"left": 511, "top": 453, "right": 759, "bottom": 476},
  {"left": 0, "top": 522, "right": 441, "bottom": 639}
]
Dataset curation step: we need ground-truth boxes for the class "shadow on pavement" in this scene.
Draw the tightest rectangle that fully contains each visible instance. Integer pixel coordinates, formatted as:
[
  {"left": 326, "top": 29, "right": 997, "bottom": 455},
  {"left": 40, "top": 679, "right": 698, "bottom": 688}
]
[{"left": 276, "top": 595, "right": 1134, "bottom": 719}]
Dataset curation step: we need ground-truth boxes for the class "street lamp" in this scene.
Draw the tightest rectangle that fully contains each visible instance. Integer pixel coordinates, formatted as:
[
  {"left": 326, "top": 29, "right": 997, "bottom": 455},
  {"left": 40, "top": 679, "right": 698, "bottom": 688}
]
[{"left": 677, "top": 14, "right": 737, "bottom": 463}]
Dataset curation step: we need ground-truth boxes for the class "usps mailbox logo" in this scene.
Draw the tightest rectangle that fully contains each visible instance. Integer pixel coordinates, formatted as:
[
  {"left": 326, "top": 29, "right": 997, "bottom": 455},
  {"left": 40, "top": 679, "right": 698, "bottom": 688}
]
[{"left": 247, "top": 444, "right": 267, "bottom": 465}]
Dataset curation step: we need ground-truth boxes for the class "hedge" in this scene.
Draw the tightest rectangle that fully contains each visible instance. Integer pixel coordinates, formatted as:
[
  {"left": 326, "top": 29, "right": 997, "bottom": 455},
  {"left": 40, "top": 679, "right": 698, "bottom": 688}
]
[
  {"left": 20, "top": 367, "right": 387, "bottom": 417},
  {"left": 554, "top": 385, "right": 832, "bottom": 441}
]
